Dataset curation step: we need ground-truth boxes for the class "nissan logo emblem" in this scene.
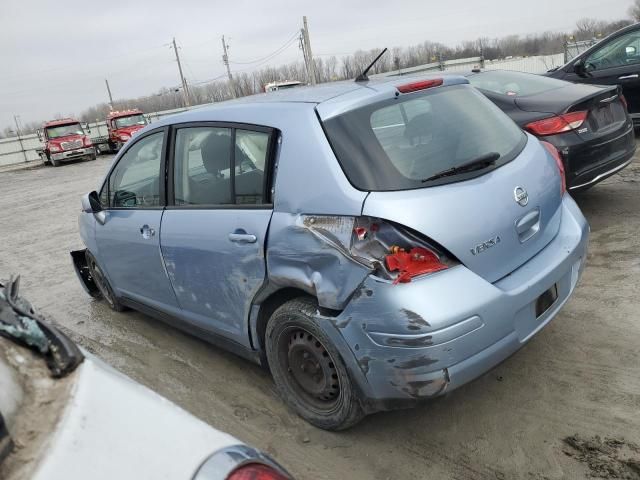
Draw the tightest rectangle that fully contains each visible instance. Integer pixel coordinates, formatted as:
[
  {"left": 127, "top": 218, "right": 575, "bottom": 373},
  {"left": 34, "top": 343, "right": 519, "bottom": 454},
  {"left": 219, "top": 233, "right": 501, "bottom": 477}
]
[{"left": 514, "top": 186, "right": 528, "bottom": 207}]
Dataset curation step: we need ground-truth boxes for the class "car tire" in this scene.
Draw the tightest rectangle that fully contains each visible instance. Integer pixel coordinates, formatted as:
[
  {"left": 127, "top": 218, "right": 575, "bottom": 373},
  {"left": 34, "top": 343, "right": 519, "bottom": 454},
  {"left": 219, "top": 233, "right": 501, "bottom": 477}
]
[
  {"left": 89, "top": 149, "right": 97, "bottom": 161},
  {"left": 85, "top": 251, "right": 126, "bottom": 312},
  {"left": 266, "top": 297, "right": 364, "bottom": 430}
]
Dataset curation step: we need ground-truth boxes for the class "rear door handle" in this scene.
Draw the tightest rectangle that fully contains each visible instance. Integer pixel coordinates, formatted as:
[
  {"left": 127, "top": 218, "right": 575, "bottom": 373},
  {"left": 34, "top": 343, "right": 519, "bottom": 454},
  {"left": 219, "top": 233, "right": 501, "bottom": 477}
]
[
  {"left": 228, "top": 229, "right": 257, "bottom": 243},
  {"left": 619, "top": 74, "right": 639, "bottom": 80}
]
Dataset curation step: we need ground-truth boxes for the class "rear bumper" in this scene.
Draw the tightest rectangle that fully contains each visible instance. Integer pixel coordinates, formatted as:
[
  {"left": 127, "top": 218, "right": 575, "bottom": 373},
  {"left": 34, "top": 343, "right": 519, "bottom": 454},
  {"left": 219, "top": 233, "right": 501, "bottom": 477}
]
[
  {"left": 323, "top": 195, "right": 589, "bottom": 412},
  {"left": 548, "top": 123, "right": 635, "bottom": 191},
  {"left": 51, "top": 147, "right": 95, "bottom": 162}
]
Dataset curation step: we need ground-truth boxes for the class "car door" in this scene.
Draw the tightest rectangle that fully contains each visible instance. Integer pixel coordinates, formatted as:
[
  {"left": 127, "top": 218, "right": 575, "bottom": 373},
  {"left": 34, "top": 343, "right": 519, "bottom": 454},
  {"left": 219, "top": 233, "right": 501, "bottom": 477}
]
[
  {"left": 160, "top": 123, "right": 276, "bottom": 346},
  {"left": 95, "top": 128, "right": 180, "bottom": 311},
  {"left": 563, "top": 27, "right": 640, "bottom": 117}
]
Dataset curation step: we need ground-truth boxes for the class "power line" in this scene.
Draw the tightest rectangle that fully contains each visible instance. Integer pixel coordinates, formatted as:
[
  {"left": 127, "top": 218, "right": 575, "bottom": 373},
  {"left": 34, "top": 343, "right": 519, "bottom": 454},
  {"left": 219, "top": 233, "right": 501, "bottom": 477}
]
[{"left": 229, "top": 32, "right": 299, "bottom": 65}]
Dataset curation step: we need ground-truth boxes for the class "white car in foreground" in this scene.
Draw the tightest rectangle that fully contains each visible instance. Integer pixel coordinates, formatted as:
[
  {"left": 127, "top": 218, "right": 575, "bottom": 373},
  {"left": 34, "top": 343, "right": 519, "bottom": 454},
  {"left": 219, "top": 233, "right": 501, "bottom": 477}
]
[{"left": 0, "top": 276, "right": 291, "bottom": 480}]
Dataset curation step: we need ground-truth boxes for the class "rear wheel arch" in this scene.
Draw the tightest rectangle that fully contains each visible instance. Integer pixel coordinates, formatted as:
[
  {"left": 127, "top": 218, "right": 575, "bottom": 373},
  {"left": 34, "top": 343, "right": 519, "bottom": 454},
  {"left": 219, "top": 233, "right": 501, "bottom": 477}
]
[{"left": 254, "top": 287, "right": 311, "bottom": 355}]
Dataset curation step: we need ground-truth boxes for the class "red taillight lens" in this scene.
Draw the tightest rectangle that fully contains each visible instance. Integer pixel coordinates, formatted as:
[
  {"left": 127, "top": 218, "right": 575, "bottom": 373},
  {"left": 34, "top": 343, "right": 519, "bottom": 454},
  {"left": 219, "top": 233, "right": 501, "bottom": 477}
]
[
  {"left": 396, "top": 78, "right": 443, "bottom": 93},
  {"left": 620, "top": 94, "right": 628, "bottom": 110},
  {"left": 226, "top": 463, "right": 289, "bottom": 480},
  {"left": 525, "top": 111, "right": 588, "bottom": 136},
  {"left": 540, "top": 141, "right": 566, "bottom": 195},
  {"left": 385, "top": 246, "right": 448, "bottom": 284}
]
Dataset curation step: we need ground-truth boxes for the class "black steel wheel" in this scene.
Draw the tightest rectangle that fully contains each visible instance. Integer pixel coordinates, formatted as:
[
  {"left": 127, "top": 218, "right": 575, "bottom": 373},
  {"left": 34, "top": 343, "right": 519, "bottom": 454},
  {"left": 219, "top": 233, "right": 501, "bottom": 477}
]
[
  {"left": 266, "top": 297, "right": 364, "bottom": 430},
  {"left": 85, "top": 251, "right": 125, "bottom": 312}
]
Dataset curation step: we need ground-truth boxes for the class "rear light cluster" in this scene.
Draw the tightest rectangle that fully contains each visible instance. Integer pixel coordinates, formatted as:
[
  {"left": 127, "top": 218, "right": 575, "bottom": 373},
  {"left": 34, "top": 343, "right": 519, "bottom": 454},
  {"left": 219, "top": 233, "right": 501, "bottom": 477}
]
[
  {"left": 525, "top": 111, "right": 588, "bottom": 136},
  {"left": 226, "top": 463, "right": 289, "bottom": 480},
  {"left": 540, "top": 141, "right": 566, "bottom": 195},
  {"left": 304, "top": 215, "right": 454, "bottom": 284}
]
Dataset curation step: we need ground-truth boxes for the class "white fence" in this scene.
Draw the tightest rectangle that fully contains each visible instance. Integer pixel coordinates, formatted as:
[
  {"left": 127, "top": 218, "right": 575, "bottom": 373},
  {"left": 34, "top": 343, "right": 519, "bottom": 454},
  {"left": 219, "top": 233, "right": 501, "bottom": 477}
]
[{"left": 1, "top": 52, "right": 567, "bottom": 169}]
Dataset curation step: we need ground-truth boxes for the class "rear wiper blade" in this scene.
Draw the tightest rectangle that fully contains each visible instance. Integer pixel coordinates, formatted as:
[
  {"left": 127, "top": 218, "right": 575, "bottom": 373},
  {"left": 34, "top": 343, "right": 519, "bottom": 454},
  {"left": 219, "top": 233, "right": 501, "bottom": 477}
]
[
  {"left": 0, "top": 275, "right": 83, "bottom": 378},
  {"left": 422, "top": 152, "right": 500, "bottom": 182}
]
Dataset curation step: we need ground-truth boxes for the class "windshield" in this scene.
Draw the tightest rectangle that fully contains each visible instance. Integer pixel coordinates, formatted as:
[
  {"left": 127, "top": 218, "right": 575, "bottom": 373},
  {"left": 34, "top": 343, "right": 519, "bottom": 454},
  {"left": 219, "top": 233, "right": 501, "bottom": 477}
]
[
  {"left": 323, "top": 84, "right": 526, "bottom": 191},
  {"left": 114, "top": 114, "right": 147, "bottom": 128},
  {"left": 46, "top": 123, "right": 84, "bottom": 139},
  {"left": 468, "top": 70, "right": 567, "bottom": 97}
]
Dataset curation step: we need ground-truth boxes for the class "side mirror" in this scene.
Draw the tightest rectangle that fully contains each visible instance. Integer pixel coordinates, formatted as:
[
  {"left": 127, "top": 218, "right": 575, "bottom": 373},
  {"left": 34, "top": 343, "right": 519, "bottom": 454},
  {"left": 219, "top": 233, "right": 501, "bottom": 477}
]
[
  {"left": 84, "top": 123, "right": 92, "bottom": 133},
  {"left": 82, "top": 191, "right": 106, "bottom": 224},
  {"left": 36, "top": 129, "right": 43, "bottom": 142},
  {"left": 573, "top": 60, "right": 587, "bottom": 77}
]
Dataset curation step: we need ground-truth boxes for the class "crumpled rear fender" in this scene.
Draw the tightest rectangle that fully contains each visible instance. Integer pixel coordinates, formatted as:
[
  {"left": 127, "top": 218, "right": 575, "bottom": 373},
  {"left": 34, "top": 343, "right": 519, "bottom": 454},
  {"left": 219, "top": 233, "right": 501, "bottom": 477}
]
[{"left": 70, "top": 249, "right": 100, "bottom": 298}]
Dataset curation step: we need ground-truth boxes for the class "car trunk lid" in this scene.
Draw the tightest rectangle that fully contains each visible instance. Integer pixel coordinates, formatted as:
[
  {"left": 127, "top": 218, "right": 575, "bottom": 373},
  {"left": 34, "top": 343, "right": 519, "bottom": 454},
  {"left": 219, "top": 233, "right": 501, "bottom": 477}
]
[
  {"left": 516, "top": 84, "right": 627, "bottom": 139},
  {"left": 362, "top": 136, "right": 563, "bottom": 284}
]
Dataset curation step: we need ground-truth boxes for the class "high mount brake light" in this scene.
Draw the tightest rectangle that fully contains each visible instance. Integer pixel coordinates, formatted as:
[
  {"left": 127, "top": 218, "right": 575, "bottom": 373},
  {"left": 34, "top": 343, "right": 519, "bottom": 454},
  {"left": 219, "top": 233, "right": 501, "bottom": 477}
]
[
  {"left": 396, "top": 79, "right": 443, "bottom": 93},
  {"left": 540, "top": 141, "right": 566, "bottom": 195},
  {"left": 525, "top": 111, "right": 588, "bottom": 136},
  {"left": 226, "top": 463, "right": 289, "bottom": 480}
]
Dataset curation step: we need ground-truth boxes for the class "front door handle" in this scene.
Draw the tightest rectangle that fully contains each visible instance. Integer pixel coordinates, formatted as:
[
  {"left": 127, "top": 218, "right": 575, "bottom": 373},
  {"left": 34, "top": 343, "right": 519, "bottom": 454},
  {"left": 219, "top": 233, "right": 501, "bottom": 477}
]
[
  {"left": 228, "top": 229, "right": 257, "bottom": 244},
  {"left": 140, "top": 224, "right": 156, "bottom": 239},
  {"left": 619, "top": 74, "right": 639, "bottom": 80}
]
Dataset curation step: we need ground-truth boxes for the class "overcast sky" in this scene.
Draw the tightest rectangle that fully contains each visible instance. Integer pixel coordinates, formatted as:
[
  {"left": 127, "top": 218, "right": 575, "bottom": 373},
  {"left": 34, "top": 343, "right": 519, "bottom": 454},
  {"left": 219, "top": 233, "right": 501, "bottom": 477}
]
[{"left": 0, "top": 0, "right": 633, "bottom": 129}]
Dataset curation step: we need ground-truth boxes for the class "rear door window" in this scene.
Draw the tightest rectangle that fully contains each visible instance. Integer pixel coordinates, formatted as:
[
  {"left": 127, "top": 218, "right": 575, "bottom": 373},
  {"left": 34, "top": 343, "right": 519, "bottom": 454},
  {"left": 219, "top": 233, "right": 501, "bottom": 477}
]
[
  {"left": 323, "top": 84, "right": 526, "bottom": 191},
  {"left": 172, "top": 125, "right": 273, "bottom": 206}
]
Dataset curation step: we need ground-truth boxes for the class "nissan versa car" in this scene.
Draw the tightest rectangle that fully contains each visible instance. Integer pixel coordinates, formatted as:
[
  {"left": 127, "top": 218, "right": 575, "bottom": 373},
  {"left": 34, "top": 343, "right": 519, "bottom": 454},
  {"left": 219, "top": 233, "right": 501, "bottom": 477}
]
[
  {"left": 466, "top": 70, "right": 635, "bottom": 191},
  {"left": 72, "top": 74, "right": 589, "bottom": 430},
  {"left": 0, "top": 277, "right": 291, "bottom": 480}
]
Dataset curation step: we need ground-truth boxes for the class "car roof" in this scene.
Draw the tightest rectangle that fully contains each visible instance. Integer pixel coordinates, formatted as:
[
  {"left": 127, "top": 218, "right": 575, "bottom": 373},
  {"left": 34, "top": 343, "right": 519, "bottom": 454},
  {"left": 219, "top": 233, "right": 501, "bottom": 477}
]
[{"left": 151, "top": 74, "right": 469, "bottom": 127}]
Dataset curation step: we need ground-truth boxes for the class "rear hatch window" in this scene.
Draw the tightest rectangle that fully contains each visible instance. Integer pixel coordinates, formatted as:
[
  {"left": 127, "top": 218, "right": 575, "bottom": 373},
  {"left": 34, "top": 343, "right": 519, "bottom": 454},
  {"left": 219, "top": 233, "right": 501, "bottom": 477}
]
[
  {"left": 322, "top": 84, "right": 526, "bottom": 191},
  {"left": 467, "top": 70, "right": 567, "bottom": 97}
]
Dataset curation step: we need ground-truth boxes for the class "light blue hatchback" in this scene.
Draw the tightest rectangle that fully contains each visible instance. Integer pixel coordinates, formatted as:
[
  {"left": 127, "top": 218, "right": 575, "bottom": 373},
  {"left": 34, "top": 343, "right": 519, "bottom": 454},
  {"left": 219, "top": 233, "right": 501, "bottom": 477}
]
[{"left": 72, "top": 74, "right": 589, "bottom": 430}]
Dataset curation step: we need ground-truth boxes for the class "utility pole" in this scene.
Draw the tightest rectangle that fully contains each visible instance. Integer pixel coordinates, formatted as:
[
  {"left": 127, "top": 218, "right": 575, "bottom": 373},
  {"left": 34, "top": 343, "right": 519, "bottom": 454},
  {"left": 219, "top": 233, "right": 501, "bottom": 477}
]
[
  {"left": 302, "top": 16, "right": 317, "bottom": 85},
  {"left": 13, "top": 115, "right": 27, "bottom": 163},
  {"left": 221, "top": 35, "right": 237, "bottom": 98},
  {"left": 104, "top": 79, "right": 114, "bottom": 107},
  {"left": 172, "top": 37, "right": 191, "bottom": 107}
]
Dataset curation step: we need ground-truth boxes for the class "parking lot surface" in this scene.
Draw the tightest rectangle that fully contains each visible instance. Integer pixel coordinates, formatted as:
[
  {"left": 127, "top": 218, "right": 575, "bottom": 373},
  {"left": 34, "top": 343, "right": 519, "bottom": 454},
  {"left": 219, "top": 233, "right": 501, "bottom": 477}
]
[{"left": 1, "top": 152, "right": 639, "bottom": 479}]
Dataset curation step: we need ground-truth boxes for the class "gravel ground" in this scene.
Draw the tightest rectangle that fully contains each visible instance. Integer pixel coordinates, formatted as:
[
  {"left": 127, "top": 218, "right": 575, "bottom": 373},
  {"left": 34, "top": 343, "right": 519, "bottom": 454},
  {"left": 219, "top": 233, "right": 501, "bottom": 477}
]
[{"left": 1, "top": 152, "right": 639, "bottom": 479}]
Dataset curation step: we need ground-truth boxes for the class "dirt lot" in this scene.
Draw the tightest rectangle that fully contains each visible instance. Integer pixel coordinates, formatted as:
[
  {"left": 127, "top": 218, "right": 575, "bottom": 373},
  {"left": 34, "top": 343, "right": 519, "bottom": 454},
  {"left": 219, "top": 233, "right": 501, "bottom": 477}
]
[{"left": 1, "top": 152, "right": 639, "bottom": 479}]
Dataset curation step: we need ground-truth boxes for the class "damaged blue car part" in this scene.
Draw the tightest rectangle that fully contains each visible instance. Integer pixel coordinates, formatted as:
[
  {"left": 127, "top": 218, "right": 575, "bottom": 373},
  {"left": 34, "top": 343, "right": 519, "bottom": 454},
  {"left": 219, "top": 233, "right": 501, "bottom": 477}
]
[
  {"left": 73, "top": 74, "right": 589, "bottom": 430},
  {"left": 0, "top": 276, "right": 83, "bottom": 378}
]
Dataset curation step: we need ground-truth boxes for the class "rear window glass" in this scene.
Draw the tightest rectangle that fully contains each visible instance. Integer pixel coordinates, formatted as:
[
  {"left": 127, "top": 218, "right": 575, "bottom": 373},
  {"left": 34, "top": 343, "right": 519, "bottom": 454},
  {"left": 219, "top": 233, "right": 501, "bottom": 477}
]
[
  {"left": 323, "top": 84, "right": 526, "bottom": 191},
  {"left": 467, "top": 70, "right": 567, "bottom": 97}
]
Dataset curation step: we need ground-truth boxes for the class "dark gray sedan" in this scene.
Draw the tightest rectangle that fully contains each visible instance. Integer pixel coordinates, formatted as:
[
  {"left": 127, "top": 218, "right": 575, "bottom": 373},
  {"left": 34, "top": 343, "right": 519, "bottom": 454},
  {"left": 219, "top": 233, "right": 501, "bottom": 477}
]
[{"left": 466, "top": 70, "right": 635, "bottom": 191}]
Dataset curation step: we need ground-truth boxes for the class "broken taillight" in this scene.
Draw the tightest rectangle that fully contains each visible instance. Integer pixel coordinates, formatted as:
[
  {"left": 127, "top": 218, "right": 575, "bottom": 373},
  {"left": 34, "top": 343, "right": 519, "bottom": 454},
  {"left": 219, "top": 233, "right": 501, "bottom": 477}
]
[
  {"left": 300, "top": 215, "right": 454, "bottom": 284},
  {"left": 385, "top": 246, "right": 448, "bottom": 284}
]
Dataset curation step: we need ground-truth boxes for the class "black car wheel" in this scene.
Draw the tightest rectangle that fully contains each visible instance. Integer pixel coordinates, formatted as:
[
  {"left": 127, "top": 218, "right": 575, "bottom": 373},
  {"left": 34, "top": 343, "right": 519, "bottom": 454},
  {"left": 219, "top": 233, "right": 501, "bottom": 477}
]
[
  {"left": 266, "top": 297, "right": 363, "bottom": 430},
  {"left": 85, "top": 251, "right": 125, "bottom": 312}
]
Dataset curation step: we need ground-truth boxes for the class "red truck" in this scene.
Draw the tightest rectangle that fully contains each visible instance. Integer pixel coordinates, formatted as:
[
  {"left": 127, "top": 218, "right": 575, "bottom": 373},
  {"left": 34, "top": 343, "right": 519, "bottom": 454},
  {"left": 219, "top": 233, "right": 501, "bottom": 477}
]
[
  {"left": 93, "top": 109, "right": 149, "bottom": 153},
  {"left": 37, "top": 118, "right": 96, "bottom": 167}
]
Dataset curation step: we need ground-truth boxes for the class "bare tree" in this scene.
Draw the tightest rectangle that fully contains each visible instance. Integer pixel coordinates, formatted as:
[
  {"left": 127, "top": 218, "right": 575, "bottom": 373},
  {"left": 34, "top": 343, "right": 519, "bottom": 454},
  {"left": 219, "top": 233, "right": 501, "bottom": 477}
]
[{"left": 630, "top": 0, "right": 640, "bottom": 21}]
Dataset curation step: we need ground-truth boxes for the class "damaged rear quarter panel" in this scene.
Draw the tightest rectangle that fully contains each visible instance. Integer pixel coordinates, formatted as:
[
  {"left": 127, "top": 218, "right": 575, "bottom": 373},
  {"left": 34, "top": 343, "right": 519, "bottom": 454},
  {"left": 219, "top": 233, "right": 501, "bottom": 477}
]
[{"left": 265, "top": 213, "right": 373, "bottom": 310}]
